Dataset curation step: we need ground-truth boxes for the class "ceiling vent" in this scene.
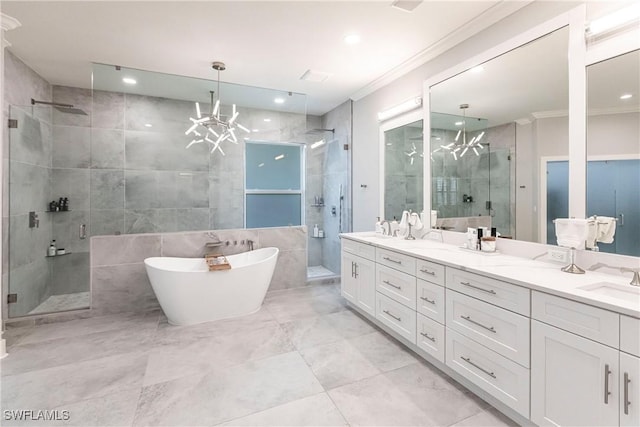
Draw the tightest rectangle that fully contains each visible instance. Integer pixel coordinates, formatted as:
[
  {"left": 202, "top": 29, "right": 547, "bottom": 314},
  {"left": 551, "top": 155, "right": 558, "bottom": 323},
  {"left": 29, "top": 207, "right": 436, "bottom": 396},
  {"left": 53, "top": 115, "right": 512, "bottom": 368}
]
[
  {"left": 300, "top": 69, "right": 332, "bottom": 83},
  {"left": 391, "top": 0, "right": 423, "bottom": 12}
]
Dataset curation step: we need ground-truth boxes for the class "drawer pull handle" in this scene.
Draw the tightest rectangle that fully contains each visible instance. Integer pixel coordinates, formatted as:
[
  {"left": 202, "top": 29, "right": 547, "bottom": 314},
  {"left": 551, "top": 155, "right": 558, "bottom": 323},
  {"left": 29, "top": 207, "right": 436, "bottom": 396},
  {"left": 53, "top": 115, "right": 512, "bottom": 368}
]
[
  {"left": 604, "top": 364, "right": 611, "bottom": 404},
  {"left": 461, "top": 356, "right": 496, "bottom": 379},
  {"left": 354, "top": 262, "right": 359, "bottom": 279},
  {"left": 383, "top": 310, "right": 401, "bottom": 322},
  {"left": 420, "top": 268, "right": 436, "bottom": 276},
  {"left": 460, "top": 315, "right": 496, "bottom": 333},
  {"left": 624, "top": 372, "right": 631, "bottom": 415},
  {"left": 383, "top": 280, "right": 401, "bottom": 290},
  {"left": 383, "top": 256, "right": 402, "bottom": 264},
  {"left": 460, "top": 281, "right": 496, "bottom": 295},
  {"left": 420, "top": 332, "right": 436, "bottom": 342},
  {"left": 420, "top": 296, "right": 436, "bottom": 305}
]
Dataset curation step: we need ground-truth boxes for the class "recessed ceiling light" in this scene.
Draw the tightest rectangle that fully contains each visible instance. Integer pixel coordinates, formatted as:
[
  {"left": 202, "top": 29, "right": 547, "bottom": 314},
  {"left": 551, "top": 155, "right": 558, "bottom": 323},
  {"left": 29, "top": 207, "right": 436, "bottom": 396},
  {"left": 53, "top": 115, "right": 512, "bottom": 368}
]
[
  {"left": 455, "top": 121, "right": 463, "bottom": 126},
  {"left": 264, "top": 118, "right": 271, "bottom": 122},
  {"left": 122, "top": 77, "right": 137, "bottom": 85},
  {"left": 252, "top": 129, "right": 259, "bottom": 132},
  {"left": 470, "top": 65, "right": 484, "bottom": 73},
  {"left": 274, "top": 154, "right": 285, "bottom": 160},
  {"left": 620, "top": 94, "right": 633, "bottom": 100},
  {"left": 274, "top": 98, "right": 285, "bottom": 104},
  {"left": 344, "top": 34, "right": 361, "bottom": 45},
  {"left": 144, "top": 123, "right": 152, "bottom": 128}
]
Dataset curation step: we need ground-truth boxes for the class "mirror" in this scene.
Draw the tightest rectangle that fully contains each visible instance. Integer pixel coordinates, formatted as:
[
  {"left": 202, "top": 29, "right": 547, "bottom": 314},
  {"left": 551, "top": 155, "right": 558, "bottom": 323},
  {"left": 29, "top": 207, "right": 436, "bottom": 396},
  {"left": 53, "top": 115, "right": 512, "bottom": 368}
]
[
  {"left": 586, "top": 49, "right": 640, "bottom": 256},
  {"left": 429, "top": 26, "right": 569, "bottom": 241},
  {"left": 383, "top": 119, "right": 424, "bottom": 221}
]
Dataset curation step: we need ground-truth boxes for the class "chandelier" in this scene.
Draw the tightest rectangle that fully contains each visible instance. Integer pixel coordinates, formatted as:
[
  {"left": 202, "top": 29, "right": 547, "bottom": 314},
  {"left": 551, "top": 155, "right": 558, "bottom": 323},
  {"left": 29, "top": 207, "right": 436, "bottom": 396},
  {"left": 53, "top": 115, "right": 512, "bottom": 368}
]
[
  {"left": 436, "top": 104, "right": 485, "bottom": 160},
  {"left": 184, "top": 62, "right": 250, "bottom": 155}
]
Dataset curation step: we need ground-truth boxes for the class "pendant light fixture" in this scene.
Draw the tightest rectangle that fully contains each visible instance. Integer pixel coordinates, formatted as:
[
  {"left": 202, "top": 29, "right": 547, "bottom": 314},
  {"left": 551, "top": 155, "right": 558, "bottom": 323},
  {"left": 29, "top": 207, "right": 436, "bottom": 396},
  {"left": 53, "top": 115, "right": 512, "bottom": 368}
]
[
  {"left": 437, "top": 104, "right": 485, "bottom": 160},
  {"left": 184, "top": 62, "right": 250, "bottom": 155}
]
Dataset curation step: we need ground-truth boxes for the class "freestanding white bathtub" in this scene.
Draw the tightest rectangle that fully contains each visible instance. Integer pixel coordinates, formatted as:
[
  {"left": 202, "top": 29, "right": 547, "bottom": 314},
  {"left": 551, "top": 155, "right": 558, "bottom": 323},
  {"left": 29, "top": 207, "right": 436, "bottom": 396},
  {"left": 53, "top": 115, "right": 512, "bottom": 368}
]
[{"left": 144, "top": 247, "right": 279, "bottom": 326}]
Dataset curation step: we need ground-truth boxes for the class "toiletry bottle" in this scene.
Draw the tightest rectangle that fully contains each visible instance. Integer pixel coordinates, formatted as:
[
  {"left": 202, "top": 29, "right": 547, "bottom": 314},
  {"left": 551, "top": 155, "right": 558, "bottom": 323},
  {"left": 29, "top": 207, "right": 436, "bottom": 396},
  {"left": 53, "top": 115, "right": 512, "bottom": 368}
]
[
  {"left": 375, "top": 217, "right": 382, "bottom": 234},
  {"left": 491, "top": 227, "right": 497, "bottom": 237},
  {"left": 477, "top": 228, "right": 483, "bottom": 251},
  {"left": 48, "top": 240, "right": 57, "bottom": 257},
  {"left": 319, "top": 229, "right": 324, "bottom": 238},
  {"left": 313, "top": 224, "right": 319, "bottom": 238}
]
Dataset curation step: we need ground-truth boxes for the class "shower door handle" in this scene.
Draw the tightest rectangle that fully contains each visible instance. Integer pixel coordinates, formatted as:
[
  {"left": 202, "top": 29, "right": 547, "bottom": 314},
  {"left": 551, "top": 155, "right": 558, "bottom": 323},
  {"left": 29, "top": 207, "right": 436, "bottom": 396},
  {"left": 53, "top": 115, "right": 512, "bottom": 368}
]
[
  {"left": 79, "top": 224, "right": 87, "bottom": 240},
  {"left": 619, "top": 213, "right": 624, "bottom": 227}
]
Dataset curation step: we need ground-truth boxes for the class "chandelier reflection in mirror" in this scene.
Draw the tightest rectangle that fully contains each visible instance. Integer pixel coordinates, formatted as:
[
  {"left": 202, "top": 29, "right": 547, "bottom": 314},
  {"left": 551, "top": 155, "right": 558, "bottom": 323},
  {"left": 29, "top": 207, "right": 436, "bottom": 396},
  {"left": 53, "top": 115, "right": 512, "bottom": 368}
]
[
  {"left": 435, "top": 104, "right": 485, "bottom": 160},
  {"left": 184, "top": 62, "right": 250, "bottom": 155}
]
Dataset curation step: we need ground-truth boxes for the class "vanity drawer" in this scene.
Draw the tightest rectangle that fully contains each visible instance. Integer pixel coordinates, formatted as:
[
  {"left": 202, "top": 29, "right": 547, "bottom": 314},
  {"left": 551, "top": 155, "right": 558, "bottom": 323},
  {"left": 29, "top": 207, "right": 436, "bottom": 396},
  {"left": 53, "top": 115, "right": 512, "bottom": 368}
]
[
  {"left": 417, "top": 279, "right": 445, "bottom": 324},
  {"left": 446, "top": 268, "right": 530, "bottom": 316},
  {"left": 621, "top": 315, "right": 640, "bottom": 357},
  {"left": 532, "top": 291, "right": 619, "bottom": 348},
  {"left": 446, "top": 328, "right": 530, "bottom": 418},
  {"left": 376, "top": 264, "right": 416, "bottom": 309},
  {"left": 447, "top": 289, "right": 530, "bottom": 367},
  {"left": 376, "top": 248, "right": 416, "bottom": 276},
  {"left": 376, "top": 292, "right": 416, "bottom": 344},
  {"left": 342, "top": 238, "right": 375, "bottom": 261},
  {"left": 416, "top": 259, "right": 445, "bottom": 286},
  {"left": 417, "top": 313, "right": 445, "bottom": 363}
]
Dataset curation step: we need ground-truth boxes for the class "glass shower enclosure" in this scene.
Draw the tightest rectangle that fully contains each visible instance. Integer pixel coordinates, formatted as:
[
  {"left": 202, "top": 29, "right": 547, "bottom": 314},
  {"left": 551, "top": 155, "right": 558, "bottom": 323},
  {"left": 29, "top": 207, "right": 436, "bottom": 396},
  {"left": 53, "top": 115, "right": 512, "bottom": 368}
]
[{"left": 7, "top": 103, "right": 91, "bottom": 317}]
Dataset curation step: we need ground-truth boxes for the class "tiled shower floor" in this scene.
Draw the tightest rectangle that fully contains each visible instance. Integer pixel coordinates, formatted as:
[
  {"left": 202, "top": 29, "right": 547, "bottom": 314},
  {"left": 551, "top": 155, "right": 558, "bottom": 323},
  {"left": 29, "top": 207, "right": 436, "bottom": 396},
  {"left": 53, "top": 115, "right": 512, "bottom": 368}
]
[
  {"left": 28, "top": 292, "right": 90, "bottom": 315},
  {"left": 307, "top": 265, "right": 337, "bottom": 279},
  {"left": 2, "top": 283, "right": 516, "bottom": 427}
]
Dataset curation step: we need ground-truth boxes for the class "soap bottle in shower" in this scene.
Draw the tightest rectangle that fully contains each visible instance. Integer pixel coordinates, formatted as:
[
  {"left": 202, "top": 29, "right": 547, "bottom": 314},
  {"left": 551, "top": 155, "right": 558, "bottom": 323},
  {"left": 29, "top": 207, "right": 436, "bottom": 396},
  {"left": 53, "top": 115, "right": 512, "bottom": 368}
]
[
  {"left": 313, "top": 224, "right": 319, "bottom": 238},
  {"left": 48, "top": 240, "right": 57, "bottom": 257}
]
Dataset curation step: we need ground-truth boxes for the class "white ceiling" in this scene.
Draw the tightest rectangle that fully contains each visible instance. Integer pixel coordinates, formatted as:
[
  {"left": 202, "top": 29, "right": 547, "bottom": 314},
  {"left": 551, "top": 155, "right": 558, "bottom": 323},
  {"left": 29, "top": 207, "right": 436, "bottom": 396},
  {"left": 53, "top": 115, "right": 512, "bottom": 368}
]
[{"left": 2, "top": 1, "right": 529, "bottom": 116}]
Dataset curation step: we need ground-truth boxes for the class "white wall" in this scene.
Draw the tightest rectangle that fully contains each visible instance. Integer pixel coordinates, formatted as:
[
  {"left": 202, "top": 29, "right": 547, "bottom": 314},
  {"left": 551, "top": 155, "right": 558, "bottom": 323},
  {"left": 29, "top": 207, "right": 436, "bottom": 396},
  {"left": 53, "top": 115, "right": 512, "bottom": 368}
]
[{"left": 351, "top": 1, "right": 577, "bottom": 231}]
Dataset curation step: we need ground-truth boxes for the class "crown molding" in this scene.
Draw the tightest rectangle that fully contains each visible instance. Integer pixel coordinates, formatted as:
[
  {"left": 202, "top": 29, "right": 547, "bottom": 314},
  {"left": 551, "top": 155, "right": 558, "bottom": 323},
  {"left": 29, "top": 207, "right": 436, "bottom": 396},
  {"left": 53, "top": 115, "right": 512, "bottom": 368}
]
[
  {"left": 1, "top": 14, "right": 21, "bottom": 32},
  {"left": 349, "top": 0, "right": 532, "bottom": 102},
  {"left": 531, "top": 109, "right": 568, "bottom": 119},
  {"left": 587, "top": 105, "right": 640, "bottom": 116}
]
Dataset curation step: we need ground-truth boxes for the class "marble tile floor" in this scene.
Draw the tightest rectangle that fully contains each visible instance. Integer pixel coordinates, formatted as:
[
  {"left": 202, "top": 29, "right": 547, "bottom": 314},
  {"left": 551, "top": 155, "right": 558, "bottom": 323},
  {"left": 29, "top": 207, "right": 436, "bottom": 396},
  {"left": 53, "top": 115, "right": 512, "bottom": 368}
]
[
  {"left": 28, "top": 292, "right": 91, "bottom": 315},
  {"left": 1, "top": 283, "right": 517, "bottom": 427}
]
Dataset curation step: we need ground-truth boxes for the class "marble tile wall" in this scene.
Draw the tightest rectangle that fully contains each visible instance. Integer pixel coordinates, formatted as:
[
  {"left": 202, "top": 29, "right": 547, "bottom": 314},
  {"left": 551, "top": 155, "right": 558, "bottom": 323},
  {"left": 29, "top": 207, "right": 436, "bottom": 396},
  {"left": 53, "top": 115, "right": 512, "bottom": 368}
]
[
  {"left": 4, "top": 52, "right": 54, "bottom": 317},
  {"left": 90, "top": 226, "right": 307, "bottom": 316}
]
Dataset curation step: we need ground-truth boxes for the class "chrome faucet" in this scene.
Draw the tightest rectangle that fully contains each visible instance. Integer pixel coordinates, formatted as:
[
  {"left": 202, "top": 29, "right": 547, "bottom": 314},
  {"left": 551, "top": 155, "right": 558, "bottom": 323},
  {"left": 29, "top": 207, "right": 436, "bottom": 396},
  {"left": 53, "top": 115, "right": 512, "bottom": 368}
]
[
  {"left": 204, "top": 240, "right": 224, "bottom": 257},
  {"left": 247, "top": 240, "right": 254, "bottom": 251},
  {"left": 621, "top": 268, "right": 640, "bottom": 287}
]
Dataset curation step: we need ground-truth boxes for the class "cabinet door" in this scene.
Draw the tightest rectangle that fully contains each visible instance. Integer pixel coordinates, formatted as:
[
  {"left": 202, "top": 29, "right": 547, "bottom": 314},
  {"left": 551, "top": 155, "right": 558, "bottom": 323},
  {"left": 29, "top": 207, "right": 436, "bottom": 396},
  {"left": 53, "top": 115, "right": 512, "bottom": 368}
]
[
  {"left": 621, "top": 352, "right": 640, "bottom": 427},
  {"left": 355, "top": 257, "right": 375, "bottom": 316},
  {"left": 531, "top": 320, "right": 619, "bottom": 427},
  {"left": 341, "top": 252, "right": 357, "bottom": 304}
]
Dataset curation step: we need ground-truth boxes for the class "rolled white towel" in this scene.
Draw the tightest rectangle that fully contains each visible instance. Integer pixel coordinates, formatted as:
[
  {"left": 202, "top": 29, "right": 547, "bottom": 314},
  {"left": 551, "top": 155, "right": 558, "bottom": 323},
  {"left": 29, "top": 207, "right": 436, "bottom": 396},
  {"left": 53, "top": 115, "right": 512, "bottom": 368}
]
[
  {"left": 595, "top": 216, "right": 616, "bottom": 244},
  {"left": 410, "top": 212, "right": 424, "bottom": 230},
  {"left": 555, "top": 218, "right": 589, "bottom": 249}
]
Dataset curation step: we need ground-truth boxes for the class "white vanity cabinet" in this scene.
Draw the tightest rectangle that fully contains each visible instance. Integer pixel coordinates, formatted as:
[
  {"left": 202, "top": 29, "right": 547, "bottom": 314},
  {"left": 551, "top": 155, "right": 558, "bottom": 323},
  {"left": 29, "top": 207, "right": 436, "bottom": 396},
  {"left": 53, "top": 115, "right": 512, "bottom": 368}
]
[
  {"left": 341, "top": 241, "right": 376, "bottom": 316},
  {"left": 531, "top": 319, "right": 619, "bottom": 426}
]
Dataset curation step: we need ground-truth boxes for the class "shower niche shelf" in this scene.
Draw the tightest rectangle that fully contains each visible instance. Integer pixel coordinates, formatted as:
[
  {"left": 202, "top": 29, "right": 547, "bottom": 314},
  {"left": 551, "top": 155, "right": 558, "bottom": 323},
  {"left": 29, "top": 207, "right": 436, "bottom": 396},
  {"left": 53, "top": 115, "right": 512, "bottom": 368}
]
[
  {"left": 310, "top": 204, "right": 325, "bottom": 207},
  {"left": 46, "top": 252, "right": 72, "bottom": 258},
  {"left": 46, "top": 210, "right": 72, "bottom": 213}
]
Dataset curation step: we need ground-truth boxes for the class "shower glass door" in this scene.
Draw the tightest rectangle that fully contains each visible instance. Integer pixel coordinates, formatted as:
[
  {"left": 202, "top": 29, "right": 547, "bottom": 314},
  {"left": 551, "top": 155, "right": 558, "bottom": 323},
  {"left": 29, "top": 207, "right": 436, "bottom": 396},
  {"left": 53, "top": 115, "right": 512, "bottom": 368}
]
[{"left": 7, "top": 104, "right": 91, "bottom": 317}]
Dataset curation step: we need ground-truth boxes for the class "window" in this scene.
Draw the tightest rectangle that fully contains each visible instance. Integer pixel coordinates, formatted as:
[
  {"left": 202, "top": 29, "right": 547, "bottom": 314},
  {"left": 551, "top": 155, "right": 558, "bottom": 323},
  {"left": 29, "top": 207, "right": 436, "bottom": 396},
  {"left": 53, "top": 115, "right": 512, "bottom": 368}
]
[{"left": 245, "top": 142, "right": 304, "bottom": 228}]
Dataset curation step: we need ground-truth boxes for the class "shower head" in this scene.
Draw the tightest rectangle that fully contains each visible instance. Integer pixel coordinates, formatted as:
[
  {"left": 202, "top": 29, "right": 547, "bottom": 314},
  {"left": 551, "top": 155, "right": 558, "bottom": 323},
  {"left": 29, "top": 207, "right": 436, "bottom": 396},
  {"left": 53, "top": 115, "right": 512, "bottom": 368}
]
[{"left": 31, "top": 99, "right": 88, "bottom": 115}]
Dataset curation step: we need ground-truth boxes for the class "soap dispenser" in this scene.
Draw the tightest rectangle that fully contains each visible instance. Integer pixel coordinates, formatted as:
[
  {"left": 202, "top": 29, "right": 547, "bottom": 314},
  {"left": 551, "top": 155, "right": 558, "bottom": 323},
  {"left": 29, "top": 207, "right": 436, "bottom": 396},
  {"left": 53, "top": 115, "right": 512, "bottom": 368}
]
[{"left": 375, "top": 217, "right": 382, "bottom": 234}]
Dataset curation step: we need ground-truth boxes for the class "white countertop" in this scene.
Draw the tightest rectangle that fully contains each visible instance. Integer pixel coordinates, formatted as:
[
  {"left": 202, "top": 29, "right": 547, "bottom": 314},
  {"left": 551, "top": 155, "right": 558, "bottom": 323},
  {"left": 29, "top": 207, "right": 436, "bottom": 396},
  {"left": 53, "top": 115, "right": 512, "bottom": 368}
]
[{"left": 341, "top": 232, "right": 640, "bottom": 319}]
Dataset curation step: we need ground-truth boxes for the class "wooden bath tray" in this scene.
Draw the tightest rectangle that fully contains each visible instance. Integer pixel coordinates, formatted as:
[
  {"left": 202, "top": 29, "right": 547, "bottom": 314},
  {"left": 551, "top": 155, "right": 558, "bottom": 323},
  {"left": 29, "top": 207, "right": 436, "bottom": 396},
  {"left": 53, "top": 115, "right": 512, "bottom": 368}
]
[{"left": 205, "top": 253, "right": 231, "bottom": 271}]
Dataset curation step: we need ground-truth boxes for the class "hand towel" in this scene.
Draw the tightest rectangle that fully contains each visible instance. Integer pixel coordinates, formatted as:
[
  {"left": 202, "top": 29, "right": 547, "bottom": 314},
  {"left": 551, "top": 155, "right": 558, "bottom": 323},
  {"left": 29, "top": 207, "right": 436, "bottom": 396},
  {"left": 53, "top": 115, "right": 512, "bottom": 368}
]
[
  {"left": 595, "top": 216, "right": 617, "bottom": 244},
  {"left": 398, "top": 211, "right": 409, "bottom": 236},
  {"left": 410, "top": 212, "right": 424, "bottom": 230},
  {"left": 554, "top": 218, "right": 589, "bottom": 249},
  {"left": 585, "top": 217, "right": 598, "bottom": 249}
]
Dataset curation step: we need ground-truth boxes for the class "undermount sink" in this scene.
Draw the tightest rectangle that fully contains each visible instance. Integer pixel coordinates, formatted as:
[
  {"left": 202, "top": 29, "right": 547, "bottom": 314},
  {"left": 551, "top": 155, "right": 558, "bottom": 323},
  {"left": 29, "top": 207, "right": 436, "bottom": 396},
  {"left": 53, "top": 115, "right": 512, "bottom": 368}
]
[{"left": 578, "top": 282, "right": 640, "bottom": 304}]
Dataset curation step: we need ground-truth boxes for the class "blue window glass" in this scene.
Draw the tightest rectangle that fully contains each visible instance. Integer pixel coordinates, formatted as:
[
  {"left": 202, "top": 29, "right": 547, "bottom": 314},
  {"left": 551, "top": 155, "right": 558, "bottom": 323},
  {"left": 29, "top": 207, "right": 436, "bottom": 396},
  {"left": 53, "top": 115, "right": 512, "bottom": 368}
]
[{"left": 246, "top": 143, "right": 301, "bottom": 190}]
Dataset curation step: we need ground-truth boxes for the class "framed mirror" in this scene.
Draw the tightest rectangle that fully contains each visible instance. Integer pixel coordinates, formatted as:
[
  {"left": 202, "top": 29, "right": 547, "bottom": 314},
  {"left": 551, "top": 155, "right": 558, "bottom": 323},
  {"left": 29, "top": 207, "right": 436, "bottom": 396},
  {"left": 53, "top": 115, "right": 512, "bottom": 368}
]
[
  {"left": 428, "top": 25, "right": 570, "bottom": 241},
  {"left": 586, "top": 49, "right": 640, "bottom": 256},
  {"left": 379, "top": 109, "right": 424, "bottom": 222}
]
